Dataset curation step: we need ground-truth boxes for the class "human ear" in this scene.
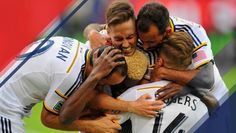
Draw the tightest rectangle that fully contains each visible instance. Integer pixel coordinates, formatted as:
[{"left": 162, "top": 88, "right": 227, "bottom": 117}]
[
  {"left": 166, "top": 26, "right": 172, "bottom": 35},
  {"left": 156, "top": 57, "right": 164, "bottom": 67}
]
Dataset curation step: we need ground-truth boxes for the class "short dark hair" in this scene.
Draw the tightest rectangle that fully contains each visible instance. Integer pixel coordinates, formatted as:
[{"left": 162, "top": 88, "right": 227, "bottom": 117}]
[
  {"left": 90, "top": 46, "right": 127, "bottom": 77},
  {"left": 137, "top": 2, "right": 169, "bottom": 34},
  {"left": 106, "top": 0, "right": 135, "bottom": 27}
]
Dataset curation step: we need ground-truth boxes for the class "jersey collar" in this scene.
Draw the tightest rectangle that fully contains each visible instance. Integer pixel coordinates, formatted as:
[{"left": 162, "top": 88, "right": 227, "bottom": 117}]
[{"left": 169, "top": 18, "right": 175, "bottom": 32}]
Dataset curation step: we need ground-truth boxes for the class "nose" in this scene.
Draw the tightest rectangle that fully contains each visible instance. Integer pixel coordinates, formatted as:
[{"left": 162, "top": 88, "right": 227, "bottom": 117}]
[{"left": 122, "top": 39, "right": 130, "bottom": 48}]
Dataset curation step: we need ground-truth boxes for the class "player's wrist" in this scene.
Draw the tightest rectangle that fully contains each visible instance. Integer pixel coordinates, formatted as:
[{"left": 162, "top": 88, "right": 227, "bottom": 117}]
[
  {"left": 77, "top": 119, "right": 96, "bottom": 132},
  {"left": 88, "top": 72, "right": 102, "bottom": 83},
  {"left": 160, "top": 67, "right": 170, "bottom": 79},
  {"left": 127, "top": 101, "right": 135, "bottom": 113}
]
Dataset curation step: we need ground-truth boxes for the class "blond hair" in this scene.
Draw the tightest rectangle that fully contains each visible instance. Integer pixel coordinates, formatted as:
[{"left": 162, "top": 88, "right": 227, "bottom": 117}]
[
  {"left": 106, "top": 0, "right": 135, "bottom": 27},
  {"left": 159, "top": 32, "right": 194, "bottom": 70}
]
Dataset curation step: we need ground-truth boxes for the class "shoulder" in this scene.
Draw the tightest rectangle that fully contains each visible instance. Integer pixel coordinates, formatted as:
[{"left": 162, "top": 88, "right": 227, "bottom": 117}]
[{"left": 170, "top": 16, "right": 201, "bottom": 27}]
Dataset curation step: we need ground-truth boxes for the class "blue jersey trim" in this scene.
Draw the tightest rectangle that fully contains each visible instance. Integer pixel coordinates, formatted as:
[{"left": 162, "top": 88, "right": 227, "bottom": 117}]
[{"left": 17, "top": 40, "right": 54, "bottom": 60}]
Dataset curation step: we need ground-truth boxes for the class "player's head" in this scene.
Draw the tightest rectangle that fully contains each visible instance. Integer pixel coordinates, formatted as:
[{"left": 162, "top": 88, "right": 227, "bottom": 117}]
[
  {"left": 157, "top": 32, "right": 194, "bottom": 70},
  {"left": 106, "top": 0, "right": 137, "bottom": 56},
  {"left": 89, "top": 46, "right": 127, "bottom": 85},
  {"left": 137, "top": 2, "right": 171, "bottom": 50}
]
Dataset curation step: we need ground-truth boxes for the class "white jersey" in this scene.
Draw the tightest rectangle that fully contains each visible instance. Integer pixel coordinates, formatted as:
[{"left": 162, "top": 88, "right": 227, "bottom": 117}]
[
  {"left": 137, "top": 16, "right": 229, "bottom": 105},
  {"left": 0, "top": 37, "right": 89, "bottom": 124},
  {"left": 118, "top": 81, "right": 209, "bottom": 133}
]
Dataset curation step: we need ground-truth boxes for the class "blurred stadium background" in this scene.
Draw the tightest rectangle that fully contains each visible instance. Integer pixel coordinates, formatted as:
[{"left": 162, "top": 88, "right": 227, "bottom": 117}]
[{"left": 0, "top": 0, "right": 235, "bottom": 132}]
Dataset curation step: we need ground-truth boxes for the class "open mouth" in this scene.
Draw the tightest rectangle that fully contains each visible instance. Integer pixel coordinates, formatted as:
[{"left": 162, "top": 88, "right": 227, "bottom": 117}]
[{"left": 122, "top": 47, "right": 135, "bottom": 56}]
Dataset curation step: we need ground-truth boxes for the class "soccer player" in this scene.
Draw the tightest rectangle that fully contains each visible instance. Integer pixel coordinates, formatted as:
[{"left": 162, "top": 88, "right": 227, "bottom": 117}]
[
  {"left": 83, "top": 1, "right": 223, "bottom": 132},
  {"left": 118, "top": 32, "right": 209, "bottom": 133},
  {"left": 84, "top": 0, "right": 137, "bottom": 57},
  {"left": 85, "top": 1, "right": 228, "bottom": 108},
  {"left": 0, "top": 36, "right": 126, "bottom": 132},
  {"left": 136, "top": 2, "right": 228, "bottom": 105},
  {"left": 0, "top": 36, "right": 163, "bottom": 132}
]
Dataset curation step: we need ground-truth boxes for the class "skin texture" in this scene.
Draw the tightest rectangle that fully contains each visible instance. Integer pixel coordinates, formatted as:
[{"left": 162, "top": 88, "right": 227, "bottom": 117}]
[
  {"left": 85, "top": 19, "right": 137, "bottom": 56},
  {"left": 41, "top": 106, "right": 121, "bottom": 132},
  {"left": 89, "top": 92, "right": 165, "bottom": 118},
  {"left": 107, "top": 19, "right": 137, "bottom": 56},
  {"left": 138, "top": 24, "right": 167, "bottom": 50},
  {"left": 87, "top": 28, "right": 112, "bottom": 49}
]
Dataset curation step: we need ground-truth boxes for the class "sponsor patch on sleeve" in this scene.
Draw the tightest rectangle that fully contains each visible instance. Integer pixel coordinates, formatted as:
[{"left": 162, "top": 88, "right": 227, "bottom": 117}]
[
  {"left": 192, "top": 50, "right": 207, "bottom": 64},
  {"left": 53, "top": 101, "right": 64, "bottom": 112}
]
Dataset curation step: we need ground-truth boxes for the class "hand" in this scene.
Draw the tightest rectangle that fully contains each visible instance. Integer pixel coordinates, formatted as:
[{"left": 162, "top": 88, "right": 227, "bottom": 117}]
[
  {"left": 155, "top": 82, "right": 184, "bottom": 100},
  {"left": 91, "top": 46, "right": 125, "bottom": 80},
  {"left": 88, "top": 30, "right": 112, "bottom": 49},
  {"left": 88, "top": 114, "right": 121, "bottom": 133},
  {"left": 128, "top": 94, "right": 165, "bottom": 118},
  {"left": 151, "top": 66, "right": 166, "bottom": 81}
]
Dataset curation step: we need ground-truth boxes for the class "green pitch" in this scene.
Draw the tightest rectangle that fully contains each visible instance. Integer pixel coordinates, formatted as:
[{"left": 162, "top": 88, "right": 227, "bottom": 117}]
[{"left": 24, "top": 102, "right": 77, "bottom": 133}]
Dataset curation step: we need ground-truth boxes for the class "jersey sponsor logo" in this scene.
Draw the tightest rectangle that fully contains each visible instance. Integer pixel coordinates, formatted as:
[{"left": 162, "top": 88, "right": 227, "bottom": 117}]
[
  {"left": 53, "top": 101, "right": 64, "bottom": 112},
  {"left": 163, "top": 96, "right": 198, "bottom": 111},
  {"left": 56, "top": 38, "right": 74, "bottom": 62}
]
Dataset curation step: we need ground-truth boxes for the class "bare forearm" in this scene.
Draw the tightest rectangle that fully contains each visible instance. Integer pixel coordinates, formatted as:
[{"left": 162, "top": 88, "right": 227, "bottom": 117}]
[
  {"left": 41, "top": 108, "right": 95, "bottom": 132},
  {"left": 83, "top": 23, "right": 105, "bottom": 39},
  {"left": 46, "top": 118, "right": 95, "bottom": 131},
  {"left": 90, "top": 92, "right": 129, "bottom": 112},
  {"left": 162, "top": 68, "right": 199, "bottom": 85},
  {"left": 59, "top": 74, "right": 99, "bottom": 124},
  {"left": 162, "top": 63, "right": 214, "bottom": 89}
]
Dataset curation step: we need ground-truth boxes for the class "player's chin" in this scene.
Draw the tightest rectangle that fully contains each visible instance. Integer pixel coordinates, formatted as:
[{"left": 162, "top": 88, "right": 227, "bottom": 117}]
[{"left": 123, "top": 48, "right": 135, "bottom": 56}]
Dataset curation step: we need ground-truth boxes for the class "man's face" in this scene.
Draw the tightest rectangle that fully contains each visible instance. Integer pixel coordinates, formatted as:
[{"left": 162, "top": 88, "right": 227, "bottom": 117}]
[
  {"left": 99, "top": 72, "right": 126, "bottom": 85},
  {"left": 108, "top": 19, "right": 137, "bottom": 56},
  {"left": 138, "top": 24, "right": 166, "bottom": 50}
]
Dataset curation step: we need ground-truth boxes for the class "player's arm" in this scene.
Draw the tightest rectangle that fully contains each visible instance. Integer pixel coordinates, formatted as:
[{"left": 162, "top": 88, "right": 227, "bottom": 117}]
[
  {"left": 152, "top": 63, "right": 214, "bottom": 100},
  {"left": 153, "top": 41, "right": 215, "bottom": 100},
  {"left": 83, "top": 23, "right": 106, "bottom": 39},
  {"left": 83, "top": 23, "right": 111, "bottom": 49},
  {"left": 89, "top": 92, "right": 165, "bottom": 118},
  {"left": 59, "top": 47, "right": 125, "bottom": 124},
  {"left": 41, "top": 106, "right": 121, "bottom": 132},
  {"left": 152, "top": 62, "right": 214, "bottom": 89},
  {"left": 153, "top": 23, "right": 215, "bottom": 89},
  {"left": 58, "top": 77, "right": 99, "bottom": 124}
]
